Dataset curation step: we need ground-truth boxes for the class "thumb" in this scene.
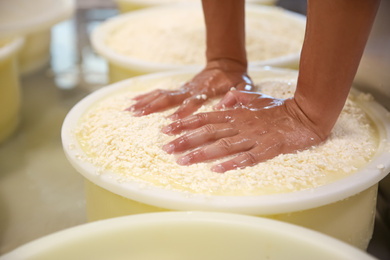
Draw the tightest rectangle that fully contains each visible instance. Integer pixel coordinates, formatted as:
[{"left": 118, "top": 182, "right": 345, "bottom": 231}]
[{"left": 214, "top": 90, "right": 258, "bottom": 110}]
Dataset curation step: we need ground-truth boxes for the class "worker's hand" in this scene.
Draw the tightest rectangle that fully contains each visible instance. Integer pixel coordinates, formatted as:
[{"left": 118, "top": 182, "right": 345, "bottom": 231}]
[
  {"left": 162, "top": 90, "right": 324, "bottom": 173},
  {"left": 127, "top": 60, "right": 254, "bottom": 120}
]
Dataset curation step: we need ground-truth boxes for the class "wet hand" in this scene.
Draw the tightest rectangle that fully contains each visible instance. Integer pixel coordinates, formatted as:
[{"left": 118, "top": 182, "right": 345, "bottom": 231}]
[
  {"left": 162, "top": 91, "right": 324, "bottom": 173},
  {"left": 127, "top": 62, "right": 254, "bottom": 120}
]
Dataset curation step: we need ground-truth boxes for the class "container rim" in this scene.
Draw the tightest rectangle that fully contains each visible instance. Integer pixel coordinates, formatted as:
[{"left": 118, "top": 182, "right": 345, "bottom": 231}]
[
  {"left": 0, "top": 211, "right": 376, "bottom": 260},
  {"left": 0, "top": 37, "right": 25, "bottom": 61},
  {"left": 61, "top": 67, "right": 390, "bottom": 215},
  {"left": 0, "top": 0, "right": 75, "bottom": 39},
  {"left": 91, "top": 3, "right": 306, "bottom": 71}
]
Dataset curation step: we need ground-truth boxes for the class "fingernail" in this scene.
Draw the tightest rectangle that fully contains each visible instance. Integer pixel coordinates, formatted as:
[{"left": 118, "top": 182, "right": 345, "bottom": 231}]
[
  {"left": 177, "top": 155, "right": 190, "bottom": 165},
  {"left": 161, "top": 125, "right": 172, "bottom": 134},
  {"left": 133, "top": 111, "right": 142, "bottom": 117},
  {"left": 133, "top": 110, "right": 145, "bottom": 117},
  {"left": 162, "top": 143, "right": 175, "bottom": 153},
  {"left": 211, "top": 164, "right": 225, "bottom": 173},
  {"left": 168, "top": 114, "right": 178, "bottom": 121}
]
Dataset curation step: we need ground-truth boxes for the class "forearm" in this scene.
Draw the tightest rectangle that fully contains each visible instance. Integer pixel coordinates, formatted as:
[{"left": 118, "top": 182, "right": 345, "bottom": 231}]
[
  {"left": 201, "top": 0, "right": 247, "bottom": 71},
  {"left": 295, "top": 0, "right": 380, "bottom": 139}
]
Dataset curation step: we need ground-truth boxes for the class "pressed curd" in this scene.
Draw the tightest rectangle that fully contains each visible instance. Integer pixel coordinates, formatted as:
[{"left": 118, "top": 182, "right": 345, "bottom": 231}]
[
  {"left": 74, "top": 74, "right": 378, "bottom": 196},
  {"left": 92, "top": 4, "right": 306, "bottom": 82},
  {"left": 105, "top": 6, "right": 304, "bottom": 67}
]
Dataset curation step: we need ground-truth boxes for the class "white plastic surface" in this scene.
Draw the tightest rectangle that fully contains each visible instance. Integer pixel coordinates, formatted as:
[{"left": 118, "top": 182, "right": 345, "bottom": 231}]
[
  {"left": 0, "top": 0, "right": 75, "bottom": 75},
  {"left": 0, "top": 37, "right": 24, "bottom": 62},
  {"left": 0, "top": 0, "right": 75, "bottom": 38},
  {"left": 0, "top": 212, "right": 378, "bottom": 260}
]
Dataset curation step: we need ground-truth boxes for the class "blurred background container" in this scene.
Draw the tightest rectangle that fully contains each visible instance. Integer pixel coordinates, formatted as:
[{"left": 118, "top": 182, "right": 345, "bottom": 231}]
[
  {"left": 0, "top": 212, "right": 379, "bottom": 260},
  {"left": 91, "top": 3, "right": 306, "bottom": 83},
  {"left": 0, "top": 0, "right": 75, "bottom": 145},
  {"left": 0, "top": 0, "right": 75, "bottom": 76},
  {"left": 0, "top": 37, "right": 24, "bottom": 144}
]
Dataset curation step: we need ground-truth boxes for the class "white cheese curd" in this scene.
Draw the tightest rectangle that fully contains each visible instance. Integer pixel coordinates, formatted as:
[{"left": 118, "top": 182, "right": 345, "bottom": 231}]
[
  {"left": 105, "top": 7, "right": 304, "bottom": 65},
  {"left": 75, "top": 77, "right": 378, "bottom": 196}
]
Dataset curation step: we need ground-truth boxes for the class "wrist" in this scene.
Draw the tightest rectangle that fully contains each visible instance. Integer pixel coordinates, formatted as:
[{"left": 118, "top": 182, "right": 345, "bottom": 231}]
[
  {"left": 206, "top": 58, "right": 247, "bottom": 73},
  {"left": 285, "top": 98, "right": 331, "bottom": 141}
]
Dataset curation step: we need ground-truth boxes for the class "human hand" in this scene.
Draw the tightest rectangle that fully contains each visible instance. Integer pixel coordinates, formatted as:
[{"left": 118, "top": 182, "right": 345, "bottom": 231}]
[
  {"left": 127, "top": 60, "right": 254, "bottom": 120},
  {"left": 162, "top": 91, "right": 324, "bottom": 173}
]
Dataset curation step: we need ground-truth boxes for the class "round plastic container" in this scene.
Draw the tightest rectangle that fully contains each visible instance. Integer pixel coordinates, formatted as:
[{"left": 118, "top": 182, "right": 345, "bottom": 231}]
[
  {"left": 0, "top": 0, "right": 75, "bottom": 75},
  {"left": 0, "top": 37, "right": 24, "bottom": 144},
  {"left": 91, "top": 3, "right": 306, "bottom": 83},
  {"left": 114, "top": 0, "right": 277, "bottom": 13},
  {"left": 0, "top": 212, "right": 378, "bottom": 260},
  {"left": 61, "top": 68, "right": 390, "bottom": 250}
]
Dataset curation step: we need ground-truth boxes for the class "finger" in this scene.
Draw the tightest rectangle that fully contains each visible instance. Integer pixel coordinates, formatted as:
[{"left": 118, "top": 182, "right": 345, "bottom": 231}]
[
  {"left": 213, "top": 91, "right": 239, "bottom": 110},
  {"left": 168, "top": 95, "right": 208, "bottom": 120},
  {"left": 132, "top": 89, "right": 161, "bottom": 101},
  {"left": 162, "top": 111, "right": 234, "bottom": 135},
  {"left": 162, "top": 123, "right": 238, "bottom": 154},
  {"left": 133, "top": 92, "right": 188, "bottom": 116},
  {"left": 236, "top": 74, "right": 255, "bottom": 91},
  {"left": 211, "top": 138, "right": 282, "bottom": 173},
  {"left": 214, "top": 90, "right": 259, "bottom": 110},
  {"left": 176, "top": 135, "right": 255, "bottom": 166},
  {"left": 127, "top": 90, "right": 165, "bottom": 112}
]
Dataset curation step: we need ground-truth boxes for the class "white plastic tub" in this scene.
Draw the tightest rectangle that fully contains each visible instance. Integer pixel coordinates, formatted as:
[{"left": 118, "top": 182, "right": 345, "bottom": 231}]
[
  {"left": 0, "top": 37, "right": 24, "bottom": 144},
  {"left": 0, "top": 212, "right": 378, "bottom": 260},
  {"left": 61, "top": 68, "right": 390, "bottom": 250},
  {"left": 0, "top": 0, "right": 75, "bottom": 75},
  {"left": 114, "top": 0, "right": 277, "bottom": 13},
  {"left": 92, "top": 3, "right": 306, "bottom": 83}
]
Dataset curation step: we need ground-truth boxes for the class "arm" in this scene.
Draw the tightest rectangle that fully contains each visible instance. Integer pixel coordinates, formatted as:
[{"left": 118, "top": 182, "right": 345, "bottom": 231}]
[
  {"left": 129, "top": 0, "right": 253, "bottom": 119},
  {"left": 162, "top": 0, "right": 380, "bottom": 172},
  {"left": 294, "top": 0, "right": 381, "bottom": 140},
  {"left": 202, "top": 0, "right": 248, "bottom": 72}
]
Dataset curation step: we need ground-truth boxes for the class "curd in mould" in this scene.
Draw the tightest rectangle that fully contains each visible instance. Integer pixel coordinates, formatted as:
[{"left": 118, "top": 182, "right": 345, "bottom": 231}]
[
  {"left": 75, "top": 75, "right": 378, "bottom": 196},
  {"left": 92, "top": 4, "right": 306, "bottom": 82},
  {"left": 62, "top": 69, "right": 390, "bottom": 249},
  {"left": 106, "top": 7, "right": 304, "bottom": 67}
]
